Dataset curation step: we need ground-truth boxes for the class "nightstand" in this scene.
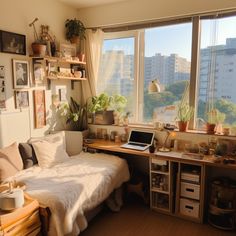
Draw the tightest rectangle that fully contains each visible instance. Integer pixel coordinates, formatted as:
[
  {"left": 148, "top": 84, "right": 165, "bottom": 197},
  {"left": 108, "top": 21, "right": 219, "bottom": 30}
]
[{"left": 0, "top": 192, "right": 41, "bottom": 236}]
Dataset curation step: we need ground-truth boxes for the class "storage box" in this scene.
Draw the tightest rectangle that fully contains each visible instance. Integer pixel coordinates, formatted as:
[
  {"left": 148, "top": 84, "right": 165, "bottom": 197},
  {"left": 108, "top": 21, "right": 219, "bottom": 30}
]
[
  {"left": 180, "top": 198, "right": 199, "bottom": 218},
  {"left": 181, "top": 182, "right": 200, "bottom": 200},
  {"left": 181, "top": 172, "right": 200, "bottom": 184}
]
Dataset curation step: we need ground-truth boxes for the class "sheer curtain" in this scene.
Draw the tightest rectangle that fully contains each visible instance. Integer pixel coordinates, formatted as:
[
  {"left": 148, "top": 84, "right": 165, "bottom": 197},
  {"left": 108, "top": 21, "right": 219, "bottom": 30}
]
[{"left": 81, "top": 29, "right": 104, "bottom": 104}]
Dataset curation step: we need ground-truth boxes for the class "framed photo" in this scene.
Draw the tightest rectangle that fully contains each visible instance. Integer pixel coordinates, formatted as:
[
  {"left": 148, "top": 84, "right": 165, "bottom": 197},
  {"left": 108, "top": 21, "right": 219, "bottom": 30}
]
[
  {"left": 0, "top": 30, "right": 26, "bottom": 55},
  {"left": 59, "top": 88, "right": 67, "bottom": 101},
  {"left": 12, "top": 59, "right": 30, "bottom": 89},
  {"left": 15, "top": 91, "right": 29, "bottom": 109},
  {"left": 33, "top": 90, "right": 46, "bottom": 128},
  {"left": 33, "top": 59, "right": 45, "bottom": 86},
  {"left": 60, "top": 43, "right": 76, "bottom": 58}
]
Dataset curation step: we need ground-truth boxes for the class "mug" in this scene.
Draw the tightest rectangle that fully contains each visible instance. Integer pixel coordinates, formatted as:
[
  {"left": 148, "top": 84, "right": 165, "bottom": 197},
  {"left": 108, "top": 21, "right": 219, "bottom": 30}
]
[{"left": 154, "top": 121, "right": 163, "bottom": 130}]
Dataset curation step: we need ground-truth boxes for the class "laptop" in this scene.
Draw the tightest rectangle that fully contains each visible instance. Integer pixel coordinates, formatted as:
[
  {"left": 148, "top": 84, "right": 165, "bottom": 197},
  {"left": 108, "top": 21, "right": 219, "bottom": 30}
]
[{"left": 121, "top": 130, "right": 155, "bottom": 151}]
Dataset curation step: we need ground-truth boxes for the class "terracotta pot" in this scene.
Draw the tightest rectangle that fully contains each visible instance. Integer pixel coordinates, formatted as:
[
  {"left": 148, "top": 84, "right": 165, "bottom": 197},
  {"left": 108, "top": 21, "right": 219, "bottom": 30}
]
[
  {"left": 206, "top": 123, "right": 216, "bottom": 134},
  {"left": 178, "top": 121, "right": 188, "bottom": 132},
  {"left": 70, "top": 36, "right": 80, "bottom": 44},
  {"left": 31, "top": 43, "right": 46, "bottom": 56}
]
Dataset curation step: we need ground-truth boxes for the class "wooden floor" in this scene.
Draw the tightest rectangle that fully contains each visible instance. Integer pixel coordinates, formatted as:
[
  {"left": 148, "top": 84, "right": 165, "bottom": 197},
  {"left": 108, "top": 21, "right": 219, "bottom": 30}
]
[{"left": 81, "top": 199, "right": 236, "bottom": 236}]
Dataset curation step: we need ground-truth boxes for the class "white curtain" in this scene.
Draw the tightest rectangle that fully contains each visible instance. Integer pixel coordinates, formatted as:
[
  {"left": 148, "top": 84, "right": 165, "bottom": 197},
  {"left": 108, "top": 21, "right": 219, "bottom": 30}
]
[{"left": 81, "top": 29, "right": 104, "bottom": 104}]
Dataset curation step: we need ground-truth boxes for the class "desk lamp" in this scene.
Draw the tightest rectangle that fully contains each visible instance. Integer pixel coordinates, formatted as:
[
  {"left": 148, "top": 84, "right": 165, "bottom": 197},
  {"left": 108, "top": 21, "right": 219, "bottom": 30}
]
[{"left": 159, "top": 130, "right": 176, "bottom": 152}]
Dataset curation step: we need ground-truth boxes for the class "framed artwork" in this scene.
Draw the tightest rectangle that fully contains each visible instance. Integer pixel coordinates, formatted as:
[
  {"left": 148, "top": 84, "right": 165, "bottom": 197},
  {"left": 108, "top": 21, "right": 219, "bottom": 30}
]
[
  {"left": 15, "top": 91, "right": 29, "bottom": 109},
  {"left": 12, "top": 59, "right": 30, "bottom": 89},
  {"left": 0, "top": 30, "right": 26, "bottom": 55},
  {"left": 33, "top": 59, "right": 45, "bottom": 86},
  {"left": 0, "top": 66, "right": 6, "bottom": 109},
  {"left": 33, "top": 90, "right": 46, "bottom": 128},
  {"left": 60, "top": 43, "right": 76, "bottom": 58},
  {"left": 59, "top": 88, "right": 67, "bottom": 101}
]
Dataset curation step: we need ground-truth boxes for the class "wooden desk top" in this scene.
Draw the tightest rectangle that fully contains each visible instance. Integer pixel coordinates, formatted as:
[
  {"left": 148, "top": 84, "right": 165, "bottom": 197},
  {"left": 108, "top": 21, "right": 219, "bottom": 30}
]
[{"left": 85, "top": 139, "right": 236, "bottom": 170}]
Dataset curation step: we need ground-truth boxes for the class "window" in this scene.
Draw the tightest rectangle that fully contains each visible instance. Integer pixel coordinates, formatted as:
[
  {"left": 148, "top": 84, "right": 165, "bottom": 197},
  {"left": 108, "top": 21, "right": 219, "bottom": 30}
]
[{"left": 98, "top": 11, "right": 236, "bottom": 130}]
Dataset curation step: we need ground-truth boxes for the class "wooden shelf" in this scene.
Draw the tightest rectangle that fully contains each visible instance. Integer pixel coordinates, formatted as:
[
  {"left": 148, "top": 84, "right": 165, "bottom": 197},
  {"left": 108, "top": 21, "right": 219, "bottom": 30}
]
[
  {"left": 150, "top": 170, "right": 169, "bottom": 175},
  {"left": 31, "top": 56, "right": 86, "bottom": 65},
  {"left": 47, "top": 76, "right": 87, "bottom": 81},
  {"left": 151, "top": 187, "right": 169, "bottom": 194}
]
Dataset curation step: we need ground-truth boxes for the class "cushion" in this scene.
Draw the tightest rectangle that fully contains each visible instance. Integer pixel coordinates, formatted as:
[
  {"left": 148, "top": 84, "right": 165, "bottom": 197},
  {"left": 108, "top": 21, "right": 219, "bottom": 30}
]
[
  {"left": 28, "top": 131, "right": 66, "bottom": 150},
  {"left": 0, "top": 142, "right": 23, "bottom": 182},
  {"left": 32, "top": 140, "right": 69, "bottom": 168},
  {"left": 18, "top": 143, "right": 38, "bottom": 169}
]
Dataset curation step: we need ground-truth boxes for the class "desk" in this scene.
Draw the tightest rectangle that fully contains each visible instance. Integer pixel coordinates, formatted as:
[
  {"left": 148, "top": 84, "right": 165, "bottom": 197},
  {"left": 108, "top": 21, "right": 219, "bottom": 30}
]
[{"left": 85, "top": 139, "right": 236, "bottom": 226}]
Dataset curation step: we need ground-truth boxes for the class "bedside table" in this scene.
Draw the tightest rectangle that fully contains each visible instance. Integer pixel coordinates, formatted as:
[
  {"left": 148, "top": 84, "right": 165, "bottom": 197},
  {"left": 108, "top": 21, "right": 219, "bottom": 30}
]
[{"left": 0, "top": 193, "right": 41, "bottom": 236}]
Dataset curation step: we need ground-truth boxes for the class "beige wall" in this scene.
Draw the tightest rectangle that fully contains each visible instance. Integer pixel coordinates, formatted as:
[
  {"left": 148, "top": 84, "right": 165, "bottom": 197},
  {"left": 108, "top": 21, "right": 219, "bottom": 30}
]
[
  {"left": 78, "top": 0, "right": 236, "bottom": 27},
  {"left": 0, "top": 0, "right": 79, "bottom": 147}
]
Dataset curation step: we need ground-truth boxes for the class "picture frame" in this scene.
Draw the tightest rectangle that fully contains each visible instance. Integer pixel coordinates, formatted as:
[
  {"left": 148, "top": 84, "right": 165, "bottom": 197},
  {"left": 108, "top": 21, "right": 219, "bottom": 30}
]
[
  {"left": 33, "top": 90, "right": 46, "bottom": 128},
  {"left": 0, "top": 30, "right": 26, "bottom": 55},
  {"left": 15, "top": 91, "right": 29, "bottom": 109},
  {"left": 0, "top": 66, "right": 6, "bottom": 109},
  {"left": 60, "top": 43, "right": 76, "bottom": 58},
  {"left": 33, "top": 59, "right": 46, "bottom": 86},
  {"left": 59, "top": 88, "right": 67, "bottom": 101},
  {"left": 12, "top": 59, "right": 30, "bottom": 89}
]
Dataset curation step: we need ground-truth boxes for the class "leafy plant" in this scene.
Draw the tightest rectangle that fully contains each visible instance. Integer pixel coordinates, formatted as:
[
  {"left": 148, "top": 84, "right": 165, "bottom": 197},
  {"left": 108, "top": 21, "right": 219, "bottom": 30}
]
[
  {"left": 87, "top": 93, "right": 127, "bottom": 114},
  {"left": 65, "top": 18, "right": 86, "bottom": 41},
  {"left": 59, "top": 97, "right": 87, "bottom": 131},
  {"left": 177, "top": 103, "right": 194, "bottom": 122},
  {"left": 207, "top": 109, "right": 226, "bottom": 124}
]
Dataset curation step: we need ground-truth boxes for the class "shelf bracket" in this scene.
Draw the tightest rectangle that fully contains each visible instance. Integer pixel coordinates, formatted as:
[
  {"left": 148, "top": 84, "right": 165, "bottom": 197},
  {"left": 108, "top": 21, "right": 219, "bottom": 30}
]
[{"left": 71, "top": 80, "right": 80, "bottom": 90}]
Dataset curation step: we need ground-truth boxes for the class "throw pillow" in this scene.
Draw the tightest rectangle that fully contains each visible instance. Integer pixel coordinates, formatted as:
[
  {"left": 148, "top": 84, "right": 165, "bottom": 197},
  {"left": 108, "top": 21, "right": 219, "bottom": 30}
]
[
  {"left": 18, "top": 143, "right": 38, "bottom": 169},
  {"left": 28, "top": 131, "right": 66, "bottom": 150},
  {"left": 32, "top": 140, "right": 69, "bottom": 168},
  {"left": 0, "top": 142, "right": 23, "bottom": 182}
]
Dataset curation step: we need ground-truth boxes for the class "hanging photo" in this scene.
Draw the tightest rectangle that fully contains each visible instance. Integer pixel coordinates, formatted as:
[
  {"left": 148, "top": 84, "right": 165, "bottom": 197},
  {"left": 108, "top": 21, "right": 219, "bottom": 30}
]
[
  {"left": 33, "top": 90, "right": 46, "bottom": 128},
  {"left": 0, "top": 66, "right": 6, "bottom": 109},
  {"left": 33, "top": 59, "right": 45, "bottom": 86},
  {"left": 12, "top": 59, "right": 30, "bottom": 89},
  {"left": 15, "top": 91, "right": 29, "bottom": 109}
]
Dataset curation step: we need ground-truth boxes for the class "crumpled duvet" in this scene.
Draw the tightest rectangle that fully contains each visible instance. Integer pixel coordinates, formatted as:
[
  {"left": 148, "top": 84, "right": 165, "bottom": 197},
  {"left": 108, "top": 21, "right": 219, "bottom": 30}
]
[{"left": 10, "top": 152, "right": 130, "bottom": 236}]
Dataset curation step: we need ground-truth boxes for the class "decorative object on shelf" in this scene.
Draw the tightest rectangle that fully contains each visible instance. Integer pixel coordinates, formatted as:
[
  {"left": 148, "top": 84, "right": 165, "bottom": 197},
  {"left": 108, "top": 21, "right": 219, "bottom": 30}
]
[
  {"left": 59, "top": 97, "right": 87, "bottom": 131},
  {"left": 206, "top": 109, "right": 225, "bottom": 134},
  {"left": 15, "top": 91, "right": 29, "bottom": 109},
  {"left": 33, "top": 90, "right": 46, "bottom": 128},
  {"left": 12, "top": 59, "right": 30, "bottom": 89},
  {"left": 65, "top": 18, "right": 86, "bottom": 44},
  {"left": 29, "top": 18, "right": 46, "bottom": 56},
  {"left": 0, "top": 66, "right": 6, "bottom": 109},
  {"left": 158, "top": 130, "right": 176, "bottom": 152},
  {"left": 176, "top": 81, "right": 193, "bottom": 132},
  {"left": 60, "top": 43, "right": 76, "bottom": 59},
  {"left": 148, "top": 80, "right": 161, "bottom": 94},
  {"left": 0, "top": 30, "right": 26, "bottom": 55}
]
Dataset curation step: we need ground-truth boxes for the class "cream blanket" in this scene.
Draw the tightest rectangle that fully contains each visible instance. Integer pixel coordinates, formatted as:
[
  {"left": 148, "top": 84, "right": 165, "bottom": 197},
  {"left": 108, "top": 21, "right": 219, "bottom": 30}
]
[{"left": 11, "top": 152, "right": 130, "bottom": 236}]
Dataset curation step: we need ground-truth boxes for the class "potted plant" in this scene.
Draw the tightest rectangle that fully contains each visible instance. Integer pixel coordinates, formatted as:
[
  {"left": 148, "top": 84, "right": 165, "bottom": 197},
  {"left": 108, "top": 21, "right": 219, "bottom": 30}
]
[
  {"left": 59, "top": 97, "right": 87, "bottom": 131},
  {"left": 177, "top": 103, "right": 194, "bottom": 132},
  {"left": 29, "top": 18, "right": 47, "bottom": 56},
  {"left": 65, "top": 18, "right": 86, "bottom": 44},
  {"left": 87, "top": 93, "right": 127, "bottom": 125},
  {"left": 206, "top": 109, "right": 225, "bottom": 134}
]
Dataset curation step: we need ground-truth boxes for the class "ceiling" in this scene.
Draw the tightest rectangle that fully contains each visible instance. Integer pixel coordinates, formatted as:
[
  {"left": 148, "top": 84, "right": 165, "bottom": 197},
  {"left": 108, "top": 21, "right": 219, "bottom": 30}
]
[{"left": 58, "top": 0, "right": 129, "bottom": 9}]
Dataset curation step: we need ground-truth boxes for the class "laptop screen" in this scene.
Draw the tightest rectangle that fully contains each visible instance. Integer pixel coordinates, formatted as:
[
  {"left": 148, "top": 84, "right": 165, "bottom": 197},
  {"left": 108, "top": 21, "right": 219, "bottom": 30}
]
[{"left": 129, "top": 130, "right": 154, "bottom": 145}]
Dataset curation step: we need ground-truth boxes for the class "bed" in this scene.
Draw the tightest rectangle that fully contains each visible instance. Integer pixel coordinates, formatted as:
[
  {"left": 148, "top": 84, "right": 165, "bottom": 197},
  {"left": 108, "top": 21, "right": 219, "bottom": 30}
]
[{"left": 1, "top": 131, "right": 130, "bottom": 236}]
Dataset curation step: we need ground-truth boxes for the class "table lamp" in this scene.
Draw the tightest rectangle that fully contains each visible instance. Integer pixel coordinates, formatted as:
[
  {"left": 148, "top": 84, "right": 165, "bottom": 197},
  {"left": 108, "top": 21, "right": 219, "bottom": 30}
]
[{"left": 159, "top": 130, "right": 176, "bottom": 152}]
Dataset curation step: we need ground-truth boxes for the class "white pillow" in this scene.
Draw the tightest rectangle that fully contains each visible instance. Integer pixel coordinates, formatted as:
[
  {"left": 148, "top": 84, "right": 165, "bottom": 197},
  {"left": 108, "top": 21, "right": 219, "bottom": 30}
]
[
  {"left": 32, "top": 140, "right": 69, "bottom": 168},
  {"left": 28, "top": 131, "right": 66, "bottom": 150}
]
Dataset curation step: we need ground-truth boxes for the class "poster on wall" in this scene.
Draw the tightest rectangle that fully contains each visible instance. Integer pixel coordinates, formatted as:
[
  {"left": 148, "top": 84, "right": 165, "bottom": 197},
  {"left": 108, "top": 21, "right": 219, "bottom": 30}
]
[
  {"left": 0, "top": 66, "right": 6, "bottom": 109},
  {"left": 15, "top": 91, "right": 29, "bottom": 109},
  {"left": 33, "top": 59, "right": 46, "bottom": 86},
  {"left": 33, "top": 90, "right": 46, "bottom": 128}
]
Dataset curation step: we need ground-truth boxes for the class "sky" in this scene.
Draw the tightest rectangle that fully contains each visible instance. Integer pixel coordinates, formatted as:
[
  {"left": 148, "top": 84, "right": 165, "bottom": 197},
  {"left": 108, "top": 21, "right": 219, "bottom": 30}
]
[{"left": 103, "top": 16, "right": 236, "bottom": 61}]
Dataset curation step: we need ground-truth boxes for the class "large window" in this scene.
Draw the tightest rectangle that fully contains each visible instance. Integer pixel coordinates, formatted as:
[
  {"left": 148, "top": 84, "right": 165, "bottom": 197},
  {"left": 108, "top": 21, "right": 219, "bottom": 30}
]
[{"left": 98, "top": 12, "right": 236, "bottom": 130}]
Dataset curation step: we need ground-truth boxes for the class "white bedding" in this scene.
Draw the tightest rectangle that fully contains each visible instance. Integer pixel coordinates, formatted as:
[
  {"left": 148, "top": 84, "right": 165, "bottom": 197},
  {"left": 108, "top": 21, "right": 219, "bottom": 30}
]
[{"left": 10, "top": 152, "right": 130, "bottom": 236}]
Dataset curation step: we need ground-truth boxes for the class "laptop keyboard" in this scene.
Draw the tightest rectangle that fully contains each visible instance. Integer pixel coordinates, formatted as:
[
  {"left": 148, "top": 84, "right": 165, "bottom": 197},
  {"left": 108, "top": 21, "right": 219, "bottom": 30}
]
[{"left": 129, "top": 142, "right": 147, "bottom": 147}]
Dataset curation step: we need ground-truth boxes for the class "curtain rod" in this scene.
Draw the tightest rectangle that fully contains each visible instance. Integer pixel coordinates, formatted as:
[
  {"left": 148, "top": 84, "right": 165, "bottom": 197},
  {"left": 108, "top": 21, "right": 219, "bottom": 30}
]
[{"left": 86, "top": 7, "right": 236, "bottom": 32}]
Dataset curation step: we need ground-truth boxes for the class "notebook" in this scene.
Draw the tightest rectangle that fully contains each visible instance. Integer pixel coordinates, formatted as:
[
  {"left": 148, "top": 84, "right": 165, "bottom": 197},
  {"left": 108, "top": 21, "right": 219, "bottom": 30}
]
[{"left": 120, "top": 130, "right": 155, "bottom": 151}]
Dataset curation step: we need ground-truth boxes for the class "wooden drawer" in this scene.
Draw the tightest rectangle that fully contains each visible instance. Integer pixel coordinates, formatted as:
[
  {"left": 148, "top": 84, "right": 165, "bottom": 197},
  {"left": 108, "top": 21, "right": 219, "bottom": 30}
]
[
  {"left": 180, "top": 198, "right": 200, "bottom": 218},
  {"left": 180, "top": 182, "right": 200, "bottom": 200}
]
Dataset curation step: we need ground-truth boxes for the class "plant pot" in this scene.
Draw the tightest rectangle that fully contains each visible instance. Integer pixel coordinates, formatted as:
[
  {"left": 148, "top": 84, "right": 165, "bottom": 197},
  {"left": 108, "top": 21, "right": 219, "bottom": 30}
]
[
  {"left": 178, "top": 121, "right": 188, "bottom": 132},
  {"left": 94, "top": 110, "right": 114, "bottom": 125},
  {"left": 206, "top": 123, "right": 216, "bottom": 134},
  {"left": 70, "top": 36, "right": 80, "bottom": 44},
  {"left": 31, "top": 43, "right": 46, "bottom": 56}
]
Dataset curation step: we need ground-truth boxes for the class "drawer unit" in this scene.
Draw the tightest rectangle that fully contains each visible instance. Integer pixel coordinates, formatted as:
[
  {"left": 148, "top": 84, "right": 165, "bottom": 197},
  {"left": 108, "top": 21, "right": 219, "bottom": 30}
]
[
  {"left": 180, "top": 182, "right": 200, "bottom": 200},
  {"left": 180, "top": 198, "right": 200, "bottom": 218}
]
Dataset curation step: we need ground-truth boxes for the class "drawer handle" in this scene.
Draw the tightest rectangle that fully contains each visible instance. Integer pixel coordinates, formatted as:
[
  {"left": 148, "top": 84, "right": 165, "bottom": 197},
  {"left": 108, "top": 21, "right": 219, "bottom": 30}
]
[
  {"left": 186, "top": 188, "right": 194, "bottom": 192},
  {"left": 185, "top": 205, "right": 194, "bottom": 210}
]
